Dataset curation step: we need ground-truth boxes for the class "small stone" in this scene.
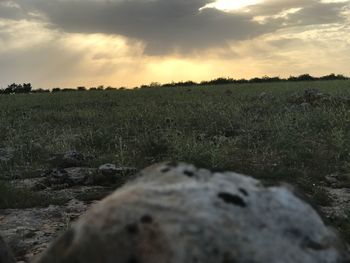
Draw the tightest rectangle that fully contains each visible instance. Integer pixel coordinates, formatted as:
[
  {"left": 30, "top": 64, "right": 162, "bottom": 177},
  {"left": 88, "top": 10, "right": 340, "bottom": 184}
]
[
  {"left": 98, "top": 164, "right": 118, "bottom": 176},
  {"left": 62, "top": 150, "right": 85, "bottom": 168}
]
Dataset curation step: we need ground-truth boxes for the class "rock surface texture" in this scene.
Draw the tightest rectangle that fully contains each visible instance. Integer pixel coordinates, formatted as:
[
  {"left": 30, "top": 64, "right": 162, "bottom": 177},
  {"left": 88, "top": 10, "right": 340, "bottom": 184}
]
[
  {"left": 0, "top": 156, "right": 137, "bottom": 262},
  {"left": 0, "top": 200, "right": 90, "bottom": 262},
  {"left": 33, "top": 162, "right": 350, "bottom": 263}
]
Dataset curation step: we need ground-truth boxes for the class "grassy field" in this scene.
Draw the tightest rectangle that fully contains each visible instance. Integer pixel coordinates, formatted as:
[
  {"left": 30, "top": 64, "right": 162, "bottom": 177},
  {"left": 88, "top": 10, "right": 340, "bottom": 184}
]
[{"left": 1, "top": 80, "right": 350, "bottom": 237}]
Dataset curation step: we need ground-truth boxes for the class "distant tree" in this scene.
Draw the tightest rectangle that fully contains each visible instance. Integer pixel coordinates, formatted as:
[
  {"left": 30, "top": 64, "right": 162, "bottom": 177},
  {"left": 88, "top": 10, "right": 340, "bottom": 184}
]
[
  {"left": 3, "top": 83, "right": 32, "bottom": 94},
  {"left": 161, "top": 81, "right": 175, "bottom": 87},
  {"left": 268, "top": 76, "right": 282, "bottom": 82},
  {"left": 336, "top": 74, "right": 348, "bottom": 80},
  {"left": 105, "top": 86, "right": 117, "bottom": 90},
  {"left": 161, "top": 81, "right": 198, "bottom": 87},
  {"left": 249, "top": 77, "right": 263, "bottom": 83},
  {"left": 4, "top": 83, "right": 17, "bottom": 94},
  {"left": 77, "top": 86, "right": 86, "bottom": 91},
  {"left": 258, "top": 76, "right": 282, "bottom": 82},
  {"left": 33, "top": 88, "right": 49, "bottom": 93},
  {"left": 296, "top": 74, "right": 315, "bottom": 81},
  {"left": 150, "top": 82, "right": 161, "bottom": 88},
  {"left": 52, "top": 88, "right": 61, "bottom": 93},
  {"left": 208, "top": 78, "right": 234, "bottom": 85},
  {"left": 235, "top": 79, "right": 248, "bottom": 84},
  {"left": 320, "top": 73, "right": 347, "bottom": 80},
  {"left": 287, "top": 76, "right": 298, "bottom": 81},
  {"left": 181, "top": 81, "right": 197, "bottom": 86},
  {"left": 62, "top": 88, "right": 75, "bottom": 92},
  {"left": 22, "top": 83, "right": 32, "bottom": 93}
]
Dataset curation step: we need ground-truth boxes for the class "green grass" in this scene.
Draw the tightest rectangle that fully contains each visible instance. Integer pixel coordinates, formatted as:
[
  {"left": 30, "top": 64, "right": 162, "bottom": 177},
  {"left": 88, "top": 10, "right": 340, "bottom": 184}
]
[
  {"left": 0, "top": 80, "right": 350, "bottom": 233},
  {"left": 2, "top": 81, "right": 349, "bottom": 182}
]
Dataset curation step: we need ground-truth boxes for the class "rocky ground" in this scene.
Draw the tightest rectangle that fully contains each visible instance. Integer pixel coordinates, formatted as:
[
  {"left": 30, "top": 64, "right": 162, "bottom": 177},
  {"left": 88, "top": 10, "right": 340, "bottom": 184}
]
[
  {"left": 1, "top": 164, "right": 350, "bottom": 262},
  {"left": 0, "top": 151, "right": 138, "bottom": 262},
  {"left": 321, "top": 175, "right": 350, "bottom": 230},
  {"left": 0, "top": 200, "right": 89, "bottom": 262}
]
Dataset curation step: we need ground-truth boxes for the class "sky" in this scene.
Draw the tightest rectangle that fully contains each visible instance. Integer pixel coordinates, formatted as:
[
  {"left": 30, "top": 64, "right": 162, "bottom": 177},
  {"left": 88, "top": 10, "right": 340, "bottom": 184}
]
[{"left": 0, "top": 0, "right": 349, "bottom": 89}]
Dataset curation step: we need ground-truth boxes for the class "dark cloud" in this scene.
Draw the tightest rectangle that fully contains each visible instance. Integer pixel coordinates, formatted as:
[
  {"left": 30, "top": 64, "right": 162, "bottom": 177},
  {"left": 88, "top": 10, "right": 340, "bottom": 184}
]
[
  {"left": 2, "top": 0, "right": 349, "bottom": 55},
  {"left": 0, "top": 0, "right": 24, "bottom": 20},
  {"left": 283, "top": 1, "right": 347, "bottom": 26},
  {"left": 18, "top": 0, "right": 272, "bottom": 55},
  {"left": 254, "top": 0, "right": 348, "bottom": 27}
]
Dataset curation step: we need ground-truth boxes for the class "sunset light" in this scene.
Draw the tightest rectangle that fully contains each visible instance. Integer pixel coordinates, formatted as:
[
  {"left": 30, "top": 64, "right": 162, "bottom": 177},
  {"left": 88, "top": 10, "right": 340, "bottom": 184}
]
[
  {"left": 0, "top": 0, "right": 349, "bottom": 88},
  {"left": 204, "top": 0, "right": 263, "bottom": 11}
]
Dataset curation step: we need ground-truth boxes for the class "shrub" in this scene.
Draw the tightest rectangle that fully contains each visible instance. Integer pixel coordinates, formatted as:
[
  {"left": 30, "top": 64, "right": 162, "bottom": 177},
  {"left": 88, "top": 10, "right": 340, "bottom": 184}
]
[{"left": 3, "top": 83, "right": 32, "bottom": 94}]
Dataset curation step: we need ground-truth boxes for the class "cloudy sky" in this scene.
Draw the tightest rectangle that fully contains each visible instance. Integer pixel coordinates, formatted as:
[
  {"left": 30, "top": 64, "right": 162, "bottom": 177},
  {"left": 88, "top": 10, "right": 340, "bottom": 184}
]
[{"left": 0, "top": 0, "right": 349, "bottom": 88}]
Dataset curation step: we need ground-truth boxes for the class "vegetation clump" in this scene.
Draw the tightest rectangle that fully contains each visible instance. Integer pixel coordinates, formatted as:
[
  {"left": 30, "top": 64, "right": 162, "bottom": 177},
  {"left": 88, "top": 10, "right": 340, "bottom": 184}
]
[
  {"left": 0, "top": 181, "right": 67, "bottom": 209},
  {"left": 0, "top": 83, "right": 32, "bottom": 94}
]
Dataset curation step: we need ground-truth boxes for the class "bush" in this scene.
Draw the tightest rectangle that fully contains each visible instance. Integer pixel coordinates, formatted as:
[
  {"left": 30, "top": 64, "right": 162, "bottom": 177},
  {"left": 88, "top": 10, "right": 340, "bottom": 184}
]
[
  {"left": 52, "top": 87, "right": 61, "bottom": 92},
  {"left": 77, "top": 86, "right": 87, "bottom": 91},
  {"left": 3, "top": 83, "right": 32, "bottom": 94}
]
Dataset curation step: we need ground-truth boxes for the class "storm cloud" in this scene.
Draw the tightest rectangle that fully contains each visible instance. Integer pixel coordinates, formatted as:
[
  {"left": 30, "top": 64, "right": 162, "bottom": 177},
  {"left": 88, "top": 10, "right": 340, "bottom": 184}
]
[
  {"left": 2, "top": 0, "right": 349, "bottom": 55},
  {"left": 0, "top": 0, "right": 24, "bottom": 20}
]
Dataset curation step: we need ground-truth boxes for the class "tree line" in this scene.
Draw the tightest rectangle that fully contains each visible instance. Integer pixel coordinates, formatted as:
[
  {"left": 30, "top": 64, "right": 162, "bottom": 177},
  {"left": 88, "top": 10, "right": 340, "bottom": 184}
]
[
  {"left": 160, "top": 73, "right": 348, "bottom": 88},
  {"left": 0, "top": 74, "right": 348, "bottom": 94}
]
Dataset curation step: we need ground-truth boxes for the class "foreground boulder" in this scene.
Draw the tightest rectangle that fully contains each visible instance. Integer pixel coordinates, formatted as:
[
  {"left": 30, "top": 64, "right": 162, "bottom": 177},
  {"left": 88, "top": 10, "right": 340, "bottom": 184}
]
[
  {"left": 0, "top": 235, "right": 16, "bottom": 263},
  {"left": 34, "top": 162, "right": 349, "bottom": 263}
]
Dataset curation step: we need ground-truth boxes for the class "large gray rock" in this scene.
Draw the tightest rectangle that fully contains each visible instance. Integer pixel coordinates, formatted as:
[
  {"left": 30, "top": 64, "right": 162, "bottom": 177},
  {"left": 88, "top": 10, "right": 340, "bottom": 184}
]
[
  {"left": 33, "top": 162, "right": 349, "bottom": 263},
  {"left": 98, "top": 164, "right": 118, "bottom": 176},
  {"left": 0, "top": 235, "right": 16, "bottom": 263}
]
